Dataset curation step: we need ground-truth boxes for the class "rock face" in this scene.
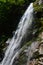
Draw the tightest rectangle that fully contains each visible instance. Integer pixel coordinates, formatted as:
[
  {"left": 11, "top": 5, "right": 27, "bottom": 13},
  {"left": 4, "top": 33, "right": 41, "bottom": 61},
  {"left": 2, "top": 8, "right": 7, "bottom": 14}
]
[
  {"left": 27, "top": 0, "right": 43, "bottom": 64},
  {"left": 27, "top": 32, "right": 43, "bottom": 65},
  {"left": 39, "top": 43, "right": 43, "bottom": 54},
  {"left": 39, "top": 0, "right": 43, "bottom": 5},
  {"left": 27, "top": 43, "right": 43, "bottom": 65}
]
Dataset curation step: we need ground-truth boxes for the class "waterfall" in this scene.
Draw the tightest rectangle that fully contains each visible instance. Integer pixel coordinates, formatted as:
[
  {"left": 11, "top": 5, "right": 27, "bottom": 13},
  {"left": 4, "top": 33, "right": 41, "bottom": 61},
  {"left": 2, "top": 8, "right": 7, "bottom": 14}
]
[{"left": 0, "top": 3, "right": 34, "bottom": 65}]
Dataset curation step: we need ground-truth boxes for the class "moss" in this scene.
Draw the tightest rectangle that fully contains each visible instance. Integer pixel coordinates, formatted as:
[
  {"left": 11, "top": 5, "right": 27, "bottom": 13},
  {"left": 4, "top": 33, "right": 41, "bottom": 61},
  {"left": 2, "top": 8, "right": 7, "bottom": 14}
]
[
  {"left": 17, "top": 52, "right": 27, "bottom": 65},
  {"left": 33, "top": 0, "right": 43, "bottom": 34},
  {"left": 0, "top": 35, "right": 8, "bottom": 50},
  {"left": 33, "top": 0, "right": 43, "bottom": 12}
]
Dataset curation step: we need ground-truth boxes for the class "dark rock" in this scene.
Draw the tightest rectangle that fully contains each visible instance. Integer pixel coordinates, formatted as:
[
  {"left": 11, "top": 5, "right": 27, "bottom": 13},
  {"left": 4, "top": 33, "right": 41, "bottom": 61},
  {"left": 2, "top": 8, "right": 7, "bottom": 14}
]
[{"left": 0, "top": 52, "right": 4, "bottom": 62}]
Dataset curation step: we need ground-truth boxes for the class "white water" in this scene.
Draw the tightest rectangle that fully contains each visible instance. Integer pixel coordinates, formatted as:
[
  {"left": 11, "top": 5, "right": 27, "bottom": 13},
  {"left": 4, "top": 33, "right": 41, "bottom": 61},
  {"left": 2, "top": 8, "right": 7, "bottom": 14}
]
[{"left": 0, "top": 3, "right": 34, "bottom": 65}]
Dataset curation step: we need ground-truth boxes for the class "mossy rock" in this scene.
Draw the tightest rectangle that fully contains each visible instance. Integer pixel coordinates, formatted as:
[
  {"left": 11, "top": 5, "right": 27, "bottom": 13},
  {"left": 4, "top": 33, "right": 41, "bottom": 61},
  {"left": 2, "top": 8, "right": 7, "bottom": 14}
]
[
  {"left": 33, "top": 0, "right": 43, "bottom": 28},
  {"left": 33, "top": 0, "right": 43, "bottom": 13},
  {"left": 33, "top": 0, "right": 43, "bottom": 12}
]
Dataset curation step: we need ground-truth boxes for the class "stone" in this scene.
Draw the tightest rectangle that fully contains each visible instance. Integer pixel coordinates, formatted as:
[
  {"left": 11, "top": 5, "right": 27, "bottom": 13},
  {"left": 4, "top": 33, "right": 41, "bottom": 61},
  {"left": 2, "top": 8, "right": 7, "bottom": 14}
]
[{"left": 39, "top": 43, "right": 43, "bottom": 54}]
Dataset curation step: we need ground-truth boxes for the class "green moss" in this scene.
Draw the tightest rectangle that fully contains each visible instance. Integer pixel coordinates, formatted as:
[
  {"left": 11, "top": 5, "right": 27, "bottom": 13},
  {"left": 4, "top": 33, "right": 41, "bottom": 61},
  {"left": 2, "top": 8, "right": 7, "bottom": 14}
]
[
  {"left": 33, "top": 0, "right": 43, "bottom": 33},
  {"left": 33, "top": 3, "right": 43, "bottom": 12},
  {"left": 17, "top": 52, "right": 27, "bottom": 65},
  {"left": 0, "top": 0, "right": 25, "bottom": 5},
  {"left": 33, "top": 0, "right": 43, "bottom": 12}
]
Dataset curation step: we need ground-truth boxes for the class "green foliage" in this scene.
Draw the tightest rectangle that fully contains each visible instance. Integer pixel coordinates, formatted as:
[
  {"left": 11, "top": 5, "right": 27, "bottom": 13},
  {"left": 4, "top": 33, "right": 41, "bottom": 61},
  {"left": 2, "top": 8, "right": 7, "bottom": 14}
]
[
  {"left": 17, "top": 52, "right": 27, "bottom": 65},
  {"left": 33, "top": 0, "right": 43, "bottom": 32},
  {"left": 8, "top": 0, "right": 25, "bottom": 5},
  {"left": 0, "top": 0, "right": 36, "bottom": 5},
  {"left": 0, "top": 0, "right": 25, "bottom": 5},
  {"left": 0, "top": 2, "right": 11, "bottom": 21},
  {"left": 0, "top": 0, "right": 6, "bottom": 2},
  {"left": 34, "top": 4, "right": 43, "bottom": 12},
  {"left": 0, "top": 35, "right": 8, "bottom": 49}
]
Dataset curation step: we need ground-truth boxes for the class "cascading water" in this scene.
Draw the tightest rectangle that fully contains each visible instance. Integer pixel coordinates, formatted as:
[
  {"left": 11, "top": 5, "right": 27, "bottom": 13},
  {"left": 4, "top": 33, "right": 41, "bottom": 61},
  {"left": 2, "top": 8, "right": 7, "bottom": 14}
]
[{"left": 0, "top": 3, "right": 34, "bottom": 65}]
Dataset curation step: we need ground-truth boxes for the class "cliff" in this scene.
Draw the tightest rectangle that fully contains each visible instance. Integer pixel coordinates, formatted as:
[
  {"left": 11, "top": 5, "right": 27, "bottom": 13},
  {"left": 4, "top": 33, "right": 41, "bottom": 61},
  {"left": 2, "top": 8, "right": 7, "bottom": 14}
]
[
  {"left": 0, "top": 0, "right": 43, "bottom": 65},
  {"left": 15, "top": 0, "right": 43, "bottom": 65}
]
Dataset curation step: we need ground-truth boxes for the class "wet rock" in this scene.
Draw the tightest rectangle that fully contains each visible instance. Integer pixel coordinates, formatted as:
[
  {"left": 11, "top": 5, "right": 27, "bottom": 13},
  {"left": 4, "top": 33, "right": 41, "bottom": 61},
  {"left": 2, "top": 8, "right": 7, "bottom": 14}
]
[
  {"left": 38, "top": 61, "right": 43, "bottom": 65},
  {"left": 0, "top": 52, "right": 4, "bottom": 62},
  {"left": 39, "top": 43, "right": 43, "bottom": 54}
]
